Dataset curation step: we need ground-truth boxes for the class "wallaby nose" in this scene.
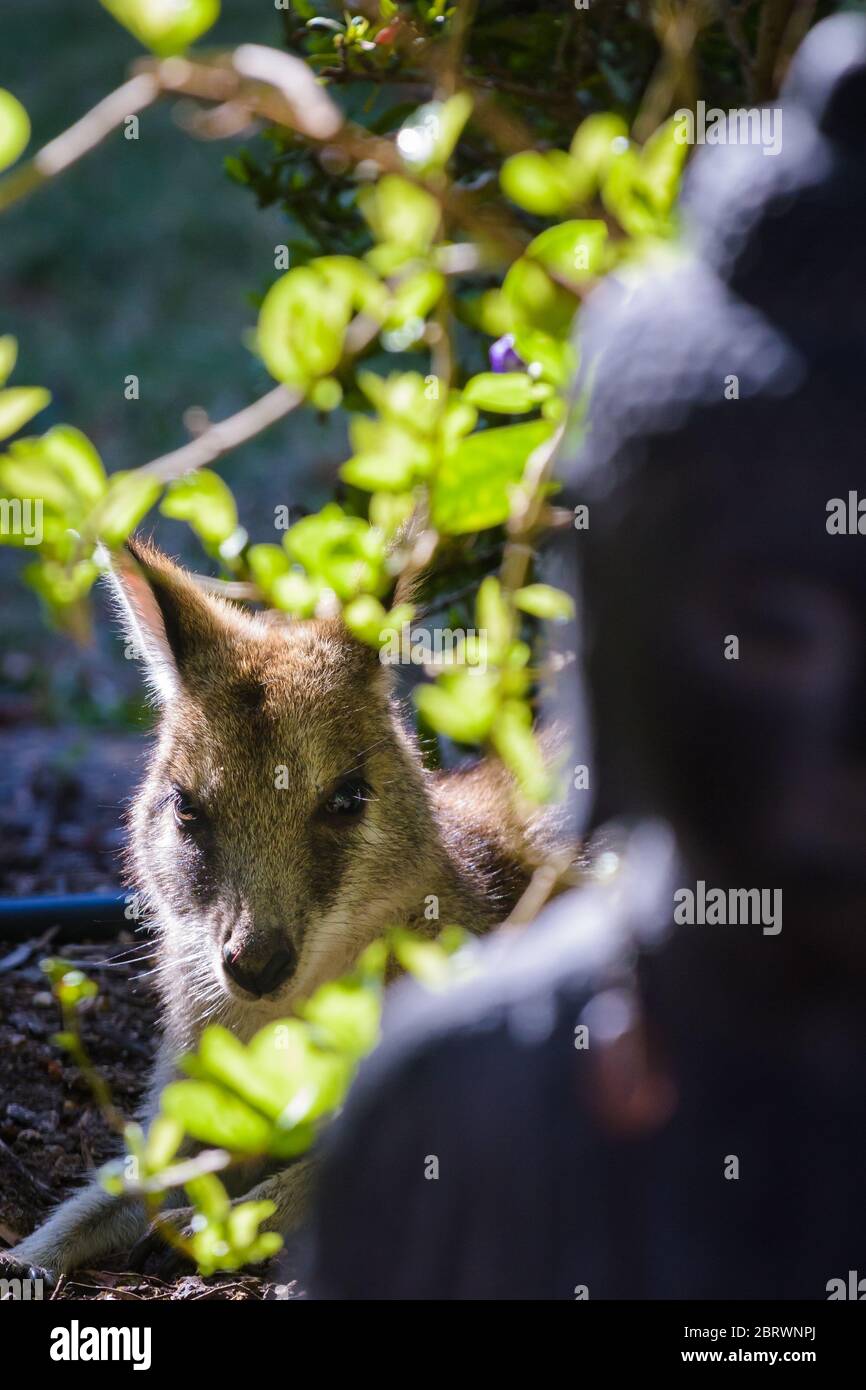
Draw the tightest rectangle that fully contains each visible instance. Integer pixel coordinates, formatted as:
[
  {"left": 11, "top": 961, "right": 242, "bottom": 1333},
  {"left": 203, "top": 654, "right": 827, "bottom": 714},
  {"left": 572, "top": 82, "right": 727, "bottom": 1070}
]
[{"left": 222, "top": 941, "right": 297, "bottom": 998}]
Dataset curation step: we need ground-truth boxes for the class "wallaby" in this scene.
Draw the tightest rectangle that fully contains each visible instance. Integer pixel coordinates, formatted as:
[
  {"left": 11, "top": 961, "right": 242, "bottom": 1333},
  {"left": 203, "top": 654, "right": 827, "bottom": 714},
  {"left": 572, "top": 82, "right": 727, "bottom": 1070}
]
[{"left": 3, "top": 536, "right": 566, "bottom": 1279}]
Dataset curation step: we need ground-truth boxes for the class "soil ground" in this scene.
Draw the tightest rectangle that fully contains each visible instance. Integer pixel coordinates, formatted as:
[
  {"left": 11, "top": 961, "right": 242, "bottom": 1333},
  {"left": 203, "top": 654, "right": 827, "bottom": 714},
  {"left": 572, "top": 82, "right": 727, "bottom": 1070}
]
[{"left": 0, "top": 727, "right": 295, "bottom": 1299}]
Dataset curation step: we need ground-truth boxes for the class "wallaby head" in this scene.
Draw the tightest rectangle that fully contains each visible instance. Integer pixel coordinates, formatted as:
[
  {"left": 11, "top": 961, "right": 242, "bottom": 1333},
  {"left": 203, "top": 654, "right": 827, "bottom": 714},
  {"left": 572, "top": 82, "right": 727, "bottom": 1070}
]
[{"left": 109, "top": 537, "right": 446, "bottom": 1046}]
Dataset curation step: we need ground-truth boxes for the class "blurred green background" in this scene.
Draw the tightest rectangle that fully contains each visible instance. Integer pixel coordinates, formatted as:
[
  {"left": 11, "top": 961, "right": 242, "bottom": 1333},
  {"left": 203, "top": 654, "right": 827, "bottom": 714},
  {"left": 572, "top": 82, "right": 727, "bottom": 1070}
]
[{"left": 0, "top": 0, "right": 350, "bottom": 723}]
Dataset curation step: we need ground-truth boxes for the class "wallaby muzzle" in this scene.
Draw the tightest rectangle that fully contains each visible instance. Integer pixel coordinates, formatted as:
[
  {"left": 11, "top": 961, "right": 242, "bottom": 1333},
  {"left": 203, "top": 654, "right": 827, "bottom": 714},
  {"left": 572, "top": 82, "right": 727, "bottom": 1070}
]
[{"left": 221, "top": 932, "right": 298, "bottom": 998}]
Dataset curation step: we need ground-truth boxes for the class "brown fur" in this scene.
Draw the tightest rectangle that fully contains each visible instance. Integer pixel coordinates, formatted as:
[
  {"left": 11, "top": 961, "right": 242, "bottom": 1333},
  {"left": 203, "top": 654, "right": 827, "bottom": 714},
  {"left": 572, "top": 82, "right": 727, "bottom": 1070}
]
[{"left": 6, "top": 537, "right": 569, "bottom": 1278}]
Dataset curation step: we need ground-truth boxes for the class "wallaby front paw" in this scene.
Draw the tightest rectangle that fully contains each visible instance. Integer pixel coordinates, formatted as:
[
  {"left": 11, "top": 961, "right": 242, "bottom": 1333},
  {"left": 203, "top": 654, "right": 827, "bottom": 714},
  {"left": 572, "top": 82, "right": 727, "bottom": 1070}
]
[
  {"left": 128, "top": 1208, "right": 196, "bottom": 1280},
  {"left": 0, "top": 1248, "right": 57, "bottom": 1292}
]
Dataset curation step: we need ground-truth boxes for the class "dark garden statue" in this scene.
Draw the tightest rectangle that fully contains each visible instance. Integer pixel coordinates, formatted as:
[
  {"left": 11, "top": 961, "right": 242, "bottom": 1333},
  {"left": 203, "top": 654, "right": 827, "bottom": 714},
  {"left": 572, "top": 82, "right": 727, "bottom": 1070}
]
[{"left": 307, "top": 13, "right": 866, "bottom": 1300}]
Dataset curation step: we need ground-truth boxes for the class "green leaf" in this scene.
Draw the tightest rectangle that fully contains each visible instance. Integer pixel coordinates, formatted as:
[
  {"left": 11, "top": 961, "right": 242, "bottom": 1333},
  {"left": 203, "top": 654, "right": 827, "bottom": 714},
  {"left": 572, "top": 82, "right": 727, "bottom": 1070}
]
[
  {"left": 391, "top": 929, "right": 456, "bottom": 987},
  {"left": 271, "top": 570, "right": 319, "bottom": 617},
  {"left": 511, "top": 329, "right": 575, "bottom": 388},
  {"left": 526, "top": 220, "right": 608, "bottom": 287},
  {"left": 462, "top": 372, "right": 540, "bottom": 414},
  {"left": 26, "top": 557, "right": 100, "bottom": 608},
  {"left": 0, "top": 387, "right": 50, "bottom": 441},
  {"left": 369, "top": 491, "right": 416, "bottom": 537},
  {"left": 341, "top": 416, "right": 429, "bottom": 493},
  {"left": 100, "top": 0, "right": 220, "bottom": 57},
  {"left": 285, "top": 502, "right": 388, "bottom": 599},
  {"left": 314, "top": 256, "right": 388, "bottom": 320},
  {"left": 195, "top": 1027, "right": 292, "bottom": 1120},
  {"left": 569, "top": 113, "right": 630, "bottom": 183},
  {"left": 40, "top": 426, "right": 107, "bottom": 508},
  {"left": 386, "top": 267, "right": 445, "bottom": 327},
  {"left": 432, "top": 420, "right": 553, "bottom": 535},
  {"left": 161, "top": 469, "right": 238, "bottom": 546},
  {"left": 258, "top": 266, "right": 352, "bottom": 386},
  {"left": 310, "top": 377, "right": 343, "bottom": 412},
  {"left": 144, "top": 1115, "right": 184, "bottom": 1173},
  {"left": 414, "top": 670, "right": 501, "bottom": 744},
  {"left": 186, "top": 1172, "right": 231, "bottom": 1222},
  {"left": 492, "top": 699, "right": 551, "bottom": 802},
  {"left": 0, "top": 446, "right": 79, "bottom": 512},
  {"left": 475, "top": 575, "right": 513, "bottom": 660},
  {"left": 639, "top": 117, "right": 688, "bottom": 214},
  {"left": 602, "top": 147, "right": 662, "bottom": 238},
  {"left": 297, "top": 977, "right": 382, "bottom": 1057},
  {"left": 0, "top": 89, "right": 30, "bottom": 172},
  {"left": 396, "top": 92, "right": 472, "bottom": 171},
  {"left": 0, "top": 336, "right": 18, "bottom": 386},
  {"left": 226, "top": 1199, "right": 275, "bottom": 1250},
  {"left": 500, "top": 150, "right": 578, "bottom": 216},
  {"left": 342, "top": 594, "right": 388, "bottom": 646},
  {"left": 247, "top": 543, "right": 290, "bottom": 592},
  {"left": 91, "top": 471, "right": 161, "bottom": 546},
  {"left": 55, "top": 968, "right": 98, "bottom": 1007},
  {"left": 513, "top": 583, "right": 575, "bottom": 621},
  {"left": 161, "top": 1080, "right": 272, "bottom": 1154},
  {"left": 359, "top": 175, "right": 440, "bottom": 252},
  {"left": 502, "top": 258, "right": 577, "bottom": 336}
]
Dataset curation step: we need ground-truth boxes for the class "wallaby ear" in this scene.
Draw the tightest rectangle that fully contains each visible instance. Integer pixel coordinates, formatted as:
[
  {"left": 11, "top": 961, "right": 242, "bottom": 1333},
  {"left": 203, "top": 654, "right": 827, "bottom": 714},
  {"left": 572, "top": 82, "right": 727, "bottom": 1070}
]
[{"left": 106, "top": 535, "right": 241, "bottom": 702}]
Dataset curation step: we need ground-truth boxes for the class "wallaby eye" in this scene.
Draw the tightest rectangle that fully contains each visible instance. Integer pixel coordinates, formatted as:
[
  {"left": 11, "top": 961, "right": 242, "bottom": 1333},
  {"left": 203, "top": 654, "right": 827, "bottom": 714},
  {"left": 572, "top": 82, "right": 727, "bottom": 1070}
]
[
  {"left": 171, "top": 788, "right": 202, "bottom": 829},
  {"left": 321, "top": 777, "right": 369, "bottom": 820}
]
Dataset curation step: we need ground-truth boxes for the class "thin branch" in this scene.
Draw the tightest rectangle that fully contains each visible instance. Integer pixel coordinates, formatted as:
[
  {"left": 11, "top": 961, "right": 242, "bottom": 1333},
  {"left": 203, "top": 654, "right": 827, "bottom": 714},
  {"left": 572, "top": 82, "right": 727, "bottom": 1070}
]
[
  {"left": 138, "top": 384, "right": 302, "bottom": 485},
  {"left": 755, "top": 0, "right": 796, "bottom": 98},
  {"left": 715, "top": 0, "right": 757, "bottom": 101},
  {"left": 0, "top": 73, "right": 160, "bottom": 213},
  {"left": 0, "top": 47, "right": 531, "bottom": 265},
  {"left": 500, "top": 421, "right": 567, "bottom": 595},
  {"left": 136, "top": 309, "right": 380, "bottom": 487},
  {"left": 503, "top": 850, "right": 577, "bottom": 929}
]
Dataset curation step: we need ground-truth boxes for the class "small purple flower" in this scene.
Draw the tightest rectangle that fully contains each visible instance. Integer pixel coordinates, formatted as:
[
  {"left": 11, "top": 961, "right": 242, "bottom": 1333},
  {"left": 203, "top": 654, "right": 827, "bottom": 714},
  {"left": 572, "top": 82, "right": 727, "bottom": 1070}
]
[{"left": 488, "top": 333, "right": 526, "bottom": 373}]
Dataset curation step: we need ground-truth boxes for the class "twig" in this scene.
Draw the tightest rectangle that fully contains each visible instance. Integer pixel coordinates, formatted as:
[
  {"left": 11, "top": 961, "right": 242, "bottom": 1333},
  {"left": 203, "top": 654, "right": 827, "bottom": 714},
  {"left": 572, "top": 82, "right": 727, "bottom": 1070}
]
[
  {"left": 500, "top": 422, "right": 566, "bottom": 595},
  {"left": 0, "top": 74, "right": 160, "bottom": 213},
  {"left": 138, "top": 385, "right": 302, "bottom": 485},
  {"left": 503, "top": 850, "right": 576, "bottom": 929},
  {"left": 755, "top": 0, "right": 796, "bottom": 98},
  {"left": 715, "top": 0, "right": 757, "bottom": 101},
  {"left": 136, "top": 307, "right": 380, "bottom": 488}
]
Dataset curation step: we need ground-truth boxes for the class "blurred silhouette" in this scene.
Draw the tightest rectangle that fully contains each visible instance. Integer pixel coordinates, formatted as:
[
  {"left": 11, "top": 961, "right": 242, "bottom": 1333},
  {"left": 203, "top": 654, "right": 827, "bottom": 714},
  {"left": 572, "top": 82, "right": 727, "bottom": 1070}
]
[{"left": 307, "top": 14, "right": 866, "bottom": 1299}]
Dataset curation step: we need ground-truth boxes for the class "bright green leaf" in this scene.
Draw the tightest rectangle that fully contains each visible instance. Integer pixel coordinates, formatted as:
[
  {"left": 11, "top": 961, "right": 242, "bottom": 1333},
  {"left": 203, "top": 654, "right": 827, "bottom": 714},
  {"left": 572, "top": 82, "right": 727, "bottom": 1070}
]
[
  {"left": 396, "top": 92, "right": 472, "bottom": 172},
  {"left": 414, "top": 669, "right": 501, "bottom": 744},
  {"left": 500, "top": 149, "right": 578, "bottom": 216},
  {"left": 91, "top": 471, "right": 161, "bottom": 546},
  {"left": 492, "top": 699, "right": 551, "bottom": 802},
  {"left": 186, "top": 1171, "right": 231, "bottom": 1222},
  {"left": 513, "top": 583, "right": 575, "bottom": 621},
  {"left": 0, "top": 337, "right": 18, "bottom": 386},
  {"left": 161, "top": 1080, "right": 272, "bottom": 1154},
  {"left": 476, "top": 575, "right": 513, "bottom": 660},
  {"left": 144, "top": 1114, "right": 184, "bottom": 1173},
  {"left": 569, "top": 113, "right": 630, "bottom": 182},
  {"left": 161, "top": 469, "right": 238, "bottom": 546},
  {"left": 343, "top": 594, "right": 388, "bottom": 646},
  {"left": 258, "top": 266, "right": 352, "bottom": 386},
  {"left": 462, "top": 372, "right": 537, "bottom": 414},
  {"left": 432, "top": 419, "right": 553, "bottom": 534},
  {"left": 502, "top": 257, "right": 577, "bottom": 337},
  {"left": 526, "top": 219, "right": 608, "bottom": 287},
  {"left": 359, "top": 175, "right": 440, "bottom": 252},
  {"left": 0, "top": 89, "right": 30, "bottom": 172},
  {"left": 41, "top": 426, "right": 107, "bottom": 508},
  {"left": 247, "top": 543, "right": 290, "bottom": 592},
  {"left": 0, "top": 387, "right": 50, "bottom": 441},
  {"left": 100, "top": 0, "right": 220, "bottom": 57},
  {"left": 639, "top": 116, "right": 688, "bottom": 214}
]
